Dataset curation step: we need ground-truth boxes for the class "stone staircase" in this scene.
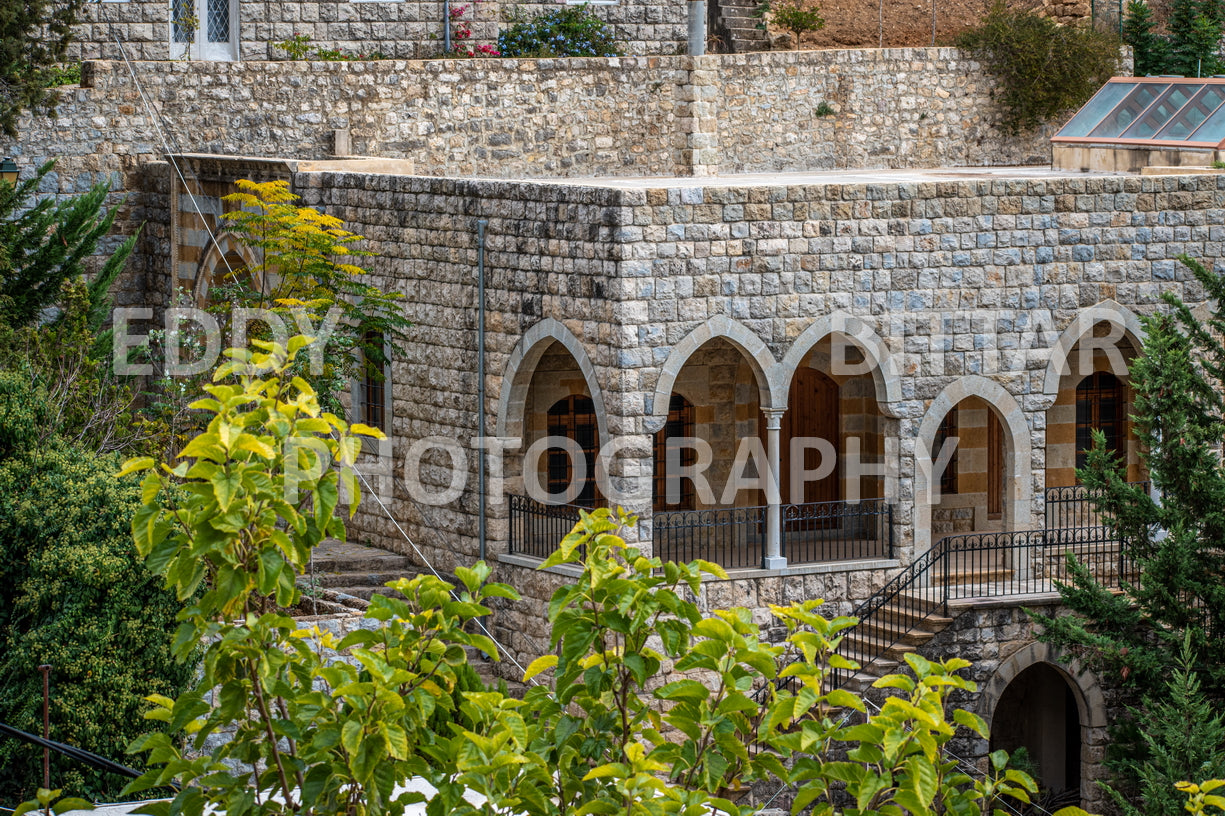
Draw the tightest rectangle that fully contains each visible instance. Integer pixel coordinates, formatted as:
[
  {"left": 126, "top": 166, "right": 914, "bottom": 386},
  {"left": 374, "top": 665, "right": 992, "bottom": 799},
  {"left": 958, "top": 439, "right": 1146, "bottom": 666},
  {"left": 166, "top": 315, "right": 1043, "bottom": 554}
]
[
  {"left": 837, "top": 594, "right": 956, "bottom": 693},
  {"left": 712, "top": 0, "right": 770, "bottom": 53},
  {"left": 302, "top": 539, "right": 426, "bottom": 604},
  {"left": 835, "top": 558, "right": 1015, "bottom": 693}
]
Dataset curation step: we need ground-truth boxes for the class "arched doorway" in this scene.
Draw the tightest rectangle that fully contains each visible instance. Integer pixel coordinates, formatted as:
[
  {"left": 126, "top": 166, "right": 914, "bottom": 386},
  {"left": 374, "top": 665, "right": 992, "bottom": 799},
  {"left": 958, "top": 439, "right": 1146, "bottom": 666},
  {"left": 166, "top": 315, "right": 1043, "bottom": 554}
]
[
  {"left": 929, "top": 396, "right": 1010, "bottom": 537},
  {"left": 990, "top": 662, "right": 1083, "bottom": 807}
]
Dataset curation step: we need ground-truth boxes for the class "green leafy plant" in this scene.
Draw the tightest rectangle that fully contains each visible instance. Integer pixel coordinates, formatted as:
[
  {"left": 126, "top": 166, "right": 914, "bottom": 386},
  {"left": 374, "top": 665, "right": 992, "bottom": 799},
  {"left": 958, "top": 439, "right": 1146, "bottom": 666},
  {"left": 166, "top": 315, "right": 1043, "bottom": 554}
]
[
  {"left": 1101, "top": 635, "right": 1225, "bottom": 816},
  {"left": 1122, "top": 0, "right": 1172, "bottom": 76},
  {"left": 121, "top": 337, "right": 518, "bottom": 815},
  {"left": 957, "top": 3, "right": 1121, "bottom": 133},
  {"left": 274, "top": 32, "right": 313, "bottom": 59},
  {"left": 770, "top": 0, "right": 825, "bottom": 48},
  {"left": 11, "top": 789, "right": 94, "bottom": 816},
  {"left": 497, "top": 5, "right": 621, "bottom": 57},
  {"left": 1179, "top": 780, "right": 1225, "bottom": 815},
  {"left": 0, "top": 0, "right": 86, "bottom": 135},
  {"left": 0, "top": 433, "right": 192, "bottom": 802},
  {"left": 815, "top": 101, "right": 835, "bottom": 116},
  {"left": 210, "top": 179, "right": 410, "bottom": 415}
]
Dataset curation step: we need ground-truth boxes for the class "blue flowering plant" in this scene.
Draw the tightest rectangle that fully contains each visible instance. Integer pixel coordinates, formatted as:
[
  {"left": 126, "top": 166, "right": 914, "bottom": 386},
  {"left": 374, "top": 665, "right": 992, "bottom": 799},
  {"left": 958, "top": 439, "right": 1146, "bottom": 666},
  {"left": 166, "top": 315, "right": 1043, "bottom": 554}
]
[{"left": 497, "top": 5, "right": 621, "bottom": 57}]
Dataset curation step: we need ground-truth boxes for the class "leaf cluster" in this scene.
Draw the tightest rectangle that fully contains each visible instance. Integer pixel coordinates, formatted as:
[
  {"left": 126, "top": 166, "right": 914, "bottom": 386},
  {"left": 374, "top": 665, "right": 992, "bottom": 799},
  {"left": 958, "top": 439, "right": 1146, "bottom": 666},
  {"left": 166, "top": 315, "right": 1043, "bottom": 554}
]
[
  {"left": 0, "top": 442, "right": 192, "bottom": 803},
  {"left": 956, "top": 4, "right": 1121, "bottom": 134},
  {"left": 1125, "top": 0, "right": 1225, "bottom": 77}
]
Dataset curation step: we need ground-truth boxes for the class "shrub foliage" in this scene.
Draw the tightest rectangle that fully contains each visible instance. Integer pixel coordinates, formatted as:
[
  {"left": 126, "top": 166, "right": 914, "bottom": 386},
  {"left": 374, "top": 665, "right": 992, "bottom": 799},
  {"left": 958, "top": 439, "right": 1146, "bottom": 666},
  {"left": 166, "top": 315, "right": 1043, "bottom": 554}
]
[
  {"left": 957, "top": 4, "right": 1121, "bottom": 133},
  {"left": 0, "top": 434, "right": 193, "bottom": 802},
  {"left": 497, "top": 6, "right": 621, "bottom": 57}
]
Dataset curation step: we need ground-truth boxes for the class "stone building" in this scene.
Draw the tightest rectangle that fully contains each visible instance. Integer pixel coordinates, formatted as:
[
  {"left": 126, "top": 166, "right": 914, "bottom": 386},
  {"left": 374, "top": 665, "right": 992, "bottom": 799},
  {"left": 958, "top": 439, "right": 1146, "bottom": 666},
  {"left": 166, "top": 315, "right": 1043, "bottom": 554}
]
[
  {"left": 6, "top": 44, "right": 1210, "bottom": 811},
  {"left": 71, "top": 0, "right": 688, "bottom": 61}
]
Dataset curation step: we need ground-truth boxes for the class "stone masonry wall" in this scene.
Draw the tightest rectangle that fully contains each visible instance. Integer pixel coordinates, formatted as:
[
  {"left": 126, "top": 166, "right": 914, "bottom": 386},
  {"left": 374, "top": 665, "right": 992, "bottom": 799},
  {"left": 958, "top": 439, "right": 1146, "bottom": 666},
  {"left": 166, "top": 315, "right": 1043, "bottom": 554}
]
[
  {"left": 15, "top": 49, "right": 1058, "bottom": 201},
  {"left": 262, "top": 167, "right": 1221, "bottom": 674},
  {"left": 73, "top": 0, "right": 683, "bottom": 61}
]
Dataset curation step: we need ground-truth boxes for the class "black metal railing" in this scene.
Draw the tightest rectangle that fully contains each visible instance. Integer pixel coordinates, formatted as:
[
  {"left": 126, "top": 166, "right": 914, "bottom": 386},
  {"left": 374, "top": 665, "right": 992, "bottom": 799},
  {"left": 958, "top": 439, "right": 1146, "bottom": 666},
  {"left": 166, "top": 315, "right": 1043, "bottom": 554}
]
[
  {"left": 782, "top": 498, "right": 894, "bottom": 563},
  {"left": 507, "top": 494, "right": 587, "bottom": 560},
  {"left": 653, "top": 500, "right": 894, "bottom": 571},
  {"left": 826, "top": 525, "right": 1132, "bottom": 689},
  {"left": 1044, "top": 480, "right": 1150, "bottom": 530},
  {"left": 653, "top": 505, "right": 767, "bottom": 570}
]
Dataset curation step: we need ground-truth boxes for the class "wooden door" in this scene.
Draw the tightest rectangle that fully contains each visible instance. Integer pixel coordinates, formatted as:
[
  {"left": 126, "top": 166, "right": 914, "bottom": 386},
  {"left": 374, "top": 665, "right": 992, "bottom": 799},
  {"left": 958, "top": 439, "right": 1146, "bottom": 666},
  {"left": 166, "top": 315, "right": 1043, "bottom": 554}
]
[{"left": 780, "top": 368, "right": 840, "bottom": 506}]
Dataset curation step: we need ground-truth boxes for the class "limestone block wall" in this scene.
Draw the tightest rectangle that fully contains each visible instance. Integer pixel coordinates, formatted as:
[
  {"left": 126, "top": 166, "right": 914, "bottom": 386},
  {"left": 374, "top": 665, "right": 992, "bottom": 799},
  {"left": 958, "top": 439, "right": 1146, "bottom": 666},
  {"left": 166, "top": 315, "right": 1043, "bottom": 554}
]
[
  {"left": 73, "top": 0, "right": 681, "bottom": 61},
  {"left": 712, "top": 49, "right": 1060, "bottom": 171},
  {"left": 266, "top": 167, "right": 1219, "bottom": 582},
  {"left": 13, "top": 48, "right": 1064, "bottom": 206}
]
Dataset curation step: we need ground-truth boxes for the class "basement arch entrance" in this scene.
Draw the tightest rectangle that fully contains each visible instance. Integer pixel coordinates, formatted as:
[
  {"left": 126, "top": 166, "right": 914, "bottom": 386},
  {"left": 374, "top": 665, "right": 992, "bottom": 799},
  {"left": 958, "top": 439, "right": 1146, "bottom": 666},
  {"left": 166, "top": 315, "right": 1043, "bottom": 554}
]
[{"left": 990, "top": 662, "right": 1082, "bottom": 804}]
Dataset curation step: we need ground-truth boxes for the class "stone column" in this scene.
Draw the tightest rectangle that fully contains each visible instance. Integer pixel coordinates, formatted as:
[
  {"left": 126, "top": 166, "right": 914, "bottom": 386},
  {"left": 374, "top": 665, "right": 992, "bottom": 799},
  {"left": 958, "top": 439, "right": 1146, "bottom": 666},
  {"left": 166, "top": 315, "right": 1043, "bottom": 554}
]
[{"left": 763, "top": 408, "right": 786, "bottom": 570}]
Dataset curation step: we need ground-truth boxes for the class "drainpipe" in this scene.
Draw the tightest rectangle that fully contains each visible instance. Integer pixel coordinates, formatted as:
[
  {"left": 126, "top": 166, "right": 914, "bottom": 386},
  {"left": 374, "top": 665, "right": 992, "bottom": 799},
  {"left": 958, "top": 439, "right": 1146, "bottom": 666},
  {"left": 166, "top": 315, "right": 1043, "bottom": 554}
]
[
  {"left": 477, "top": 219, "right": 488, "bottom": 563},
  {"left": 444, "top": 0, "right": 452, "bottom": 54},
  {"left": 688, "top": 0, "right": 707, "bottom": 55}
]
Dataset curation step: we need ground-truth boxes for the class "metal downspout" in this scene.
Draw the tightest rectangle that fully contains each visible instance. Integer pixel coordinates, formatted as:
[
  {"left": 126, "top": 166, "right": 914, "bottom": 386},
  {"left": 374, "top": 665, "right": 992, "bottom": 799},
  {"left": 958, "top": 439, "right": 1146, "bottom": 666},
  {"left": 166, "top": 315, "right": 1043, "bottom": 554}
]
[{"left": 477, "top": 219, "right": 488, "bottom": 563}]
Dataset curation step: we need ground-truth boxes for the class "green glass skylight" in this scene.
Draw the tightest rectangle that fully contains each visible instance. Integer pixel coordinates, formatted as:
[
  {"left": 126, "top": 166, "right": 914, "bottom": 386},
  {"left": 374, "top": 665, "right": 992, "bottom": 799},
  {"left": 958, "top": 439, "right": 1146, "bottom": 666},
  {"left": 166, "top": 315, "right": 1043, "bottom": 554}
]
[{"left": 1053, "top": 78, "right": 1225, "bottom": 148}]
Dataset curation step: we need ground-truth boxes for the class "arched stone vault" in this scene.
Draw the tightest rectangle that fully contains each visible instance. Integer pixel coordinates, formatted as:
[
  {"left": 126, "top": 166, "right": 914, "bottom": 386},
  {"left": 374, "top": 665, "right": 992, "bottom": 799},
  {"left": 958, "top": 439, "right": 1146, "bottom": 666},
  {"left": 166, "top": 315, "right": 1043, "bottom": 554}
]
[
  {"left": 648, "top": 314, "right": 780, "bottom": 433},
  {"left": 1041, "top": 301, "right": 1146, "bottom": 401},
  {"left": 912, "top": 376, "right": 1034, "bottom": 554},
  {"left": 777, "top": 311, "right": 903, "bottom": 418},
  {"left": 978, "top": 641, "right": 1109, "bottom": 811},
  {"left": 495, "top": 318, "right": 610, "bottom": 449}
]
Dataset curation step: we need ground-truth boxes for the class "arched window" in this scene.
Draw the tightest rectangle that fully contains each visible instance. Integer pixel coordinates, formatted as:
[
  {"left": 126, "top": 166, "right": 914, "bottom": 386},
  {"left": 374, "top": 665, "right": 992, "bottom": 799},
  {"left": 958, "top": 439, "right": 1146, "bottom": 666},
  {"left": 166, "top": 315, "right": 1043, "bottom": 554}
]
[
  {"left": 1076, "top": 372, "right": 1125, "bottom": 471},
  {"left": 653, "top": 394, "right": 696, "bottom": 511},
  {"left": 547, "top": 395, "right": 601, "bottom": 507},
  {"left": 359, "top": 330, "right": 387, "bottom": 432},
  {"left": 934, "top": 410, "right": 959, "bottom": 496}
]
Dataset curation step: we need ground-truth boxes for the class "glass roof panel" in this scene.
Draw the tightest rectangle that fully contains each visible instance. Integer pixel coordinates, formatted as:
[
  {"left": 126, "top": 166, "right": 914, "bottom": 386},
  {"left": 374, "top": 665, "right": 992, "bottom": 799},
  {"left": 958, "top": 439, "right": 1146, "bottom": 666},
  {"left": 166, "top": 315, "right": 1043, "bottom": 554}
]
[
  {"left": 1153, "top": 85, "right": 1225, "bottom": 140},
  {"left": 1187, "top": 100, "right": 1225, "bottom": 144},
  {"left": 1056, "top": 82, "right": 1136, "bottom": 137},
  {"left": 1086, "top": 83, "right": 1168, "bottom": 138},
  {"left": 1119, "top": 83, "right": 1204, "bottom": 139}
]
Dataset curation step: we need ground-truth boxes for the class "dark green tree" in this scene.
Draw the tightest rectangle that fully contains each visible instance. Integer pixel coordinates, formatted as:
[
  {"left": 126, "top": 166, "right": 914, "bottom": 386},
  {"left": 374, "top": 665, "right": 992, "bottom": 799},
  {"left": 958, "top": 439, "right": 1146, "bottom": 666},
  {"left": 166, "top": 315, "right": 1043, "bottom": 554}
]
[
  {"left": 0, "top": 160, "right": 136, "bottom": 331},
  {"left": 1102, "top": 636, "right": 1225, "bottom": 814},
  {"left": 1122, "top": 0, "right": 1171, "bottom": 76},
  {"left": 1163, "top": 0, "right": 1224, "bottom": 75},
  {"left": 0, "top": 0, "right": 87, "bottom": 136},
  {"left": 1036, "top": 254, "right": 1225, "bottom": 695},
  {"left": 0, "top": 386, "right": 193, "bottom": 802}
]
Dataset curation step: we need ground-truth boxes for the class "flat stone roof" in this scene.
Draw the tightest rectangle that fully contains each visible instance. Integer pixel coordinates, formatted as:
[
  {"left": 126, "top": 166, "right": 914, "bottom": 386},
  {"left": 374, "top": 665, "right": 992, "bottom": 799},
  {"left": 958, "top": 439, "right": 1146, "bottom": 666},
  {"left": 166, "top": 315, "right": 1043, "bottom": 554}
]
[{"left": 544, "top": 165, "right": 1115, "bottom": 188}]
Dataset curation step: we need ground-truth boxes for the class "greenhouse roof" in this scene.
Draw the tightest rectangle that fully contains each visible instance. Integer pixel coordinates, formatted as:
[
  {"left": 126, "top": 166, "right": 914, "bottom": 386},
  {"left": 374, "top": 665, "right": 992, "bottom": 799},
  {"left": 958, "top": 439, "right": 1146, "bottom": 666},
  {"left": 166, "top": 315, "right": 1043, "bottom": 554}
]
[{"left": 1053, "top": 77, "right": 1225, "bottom": 149}]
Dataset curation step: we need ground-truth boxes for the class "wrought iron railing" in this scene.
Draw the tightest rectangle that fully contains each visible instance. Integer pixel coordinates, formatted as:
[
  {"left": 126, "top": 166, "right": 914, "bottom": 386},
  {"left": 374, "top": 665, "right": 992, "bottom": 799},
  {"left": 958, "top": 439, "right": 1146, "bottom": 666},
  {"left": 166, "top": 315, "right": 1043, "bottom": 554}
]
[
  {"left": 653, "top": 505, "right": 767, "bottom": 570},
  {"left": 507, "top": 494, "right": 588, "bottom": 560},
  {"left": 782, "top": 498, "right": 894, "bottom": 562},
  {"left": 1044, "top": 480, "right": 1150, "bottom": 531},
  {"left": 824, "top": 525, "right": 1133, "bottom": 689}
]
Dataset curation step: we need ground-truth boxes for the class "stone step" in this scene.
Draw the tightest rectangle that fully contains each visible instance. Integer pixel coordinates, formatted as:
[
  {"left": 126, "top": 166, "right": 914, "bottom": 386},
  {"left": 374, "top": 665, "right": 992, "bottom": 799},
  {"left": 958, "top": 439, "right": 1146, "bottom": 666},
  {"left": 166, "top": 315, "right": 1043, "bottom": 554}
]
[
  {"left": 721, "top": 5, "right": 759, "bottom": 19},
  {"left": 932, "top": 568, "right": 1015, "bottom": 586},
  {"left": 312, "top": 570, "right": 417, "bottom": 589},
  {"left": 849, "top": 618, "right": 940, "bottom": 648},
  {"left": 326, "top": 584, "right": 404, "bottom": 601},
  {"left": 309, "top": 551, "right": 415, "bottom": 574}
]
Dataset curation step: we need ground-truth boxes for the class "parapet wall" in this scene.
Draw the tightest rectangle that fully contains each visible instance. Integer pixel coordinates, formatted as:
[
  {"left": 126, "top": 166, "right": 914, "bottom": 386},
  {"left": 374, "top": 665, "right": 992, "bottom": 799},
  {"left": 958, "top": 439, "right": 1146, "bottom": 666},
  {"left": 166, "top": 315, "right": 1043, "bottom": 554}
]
[{"left": 17, "top": 47, "right": 1060, "bottom": 201}]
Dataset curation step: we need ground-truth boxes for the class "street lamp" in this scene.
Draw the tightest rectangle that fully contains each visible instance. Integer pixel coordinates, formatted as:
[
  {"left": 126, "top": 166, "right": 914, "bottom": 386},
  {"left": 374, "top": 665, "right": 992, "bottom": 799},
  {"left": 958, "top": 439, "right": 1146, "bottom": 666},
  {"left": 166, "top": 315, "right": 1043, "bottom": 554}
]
[{"left": 0, "top": 157, "right": 17, "bottom": 185}]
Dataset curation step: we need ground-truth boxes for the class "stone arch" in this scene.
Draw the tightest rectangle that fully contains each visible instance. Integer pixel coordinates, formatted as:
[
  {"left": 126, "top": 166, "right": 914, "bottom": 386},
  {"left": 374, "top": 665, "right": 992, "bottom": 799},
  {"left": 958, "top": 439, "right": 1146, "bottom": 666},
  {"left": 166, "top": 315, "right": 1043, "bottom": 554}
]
[
  {"left": 778, "top": 311, "right": 903, "bottom": 417},
  {"left": 1042, "top": 301, "right": 1146, "bottom": 399},
  {"left": 192, "top": 233, "right": 260, "bottom": 304},
  {"left": 913, "top": 376, "right": 1033, "bottom": 553},
  {"left": 495, "top": 318, "right": 610, "bottom": 449},
  {"left": 649, "top": 315, "right": 779, "bottom": 432},
  {"left": 979, "top": 640, "right": 1109, "bottom": 810}
]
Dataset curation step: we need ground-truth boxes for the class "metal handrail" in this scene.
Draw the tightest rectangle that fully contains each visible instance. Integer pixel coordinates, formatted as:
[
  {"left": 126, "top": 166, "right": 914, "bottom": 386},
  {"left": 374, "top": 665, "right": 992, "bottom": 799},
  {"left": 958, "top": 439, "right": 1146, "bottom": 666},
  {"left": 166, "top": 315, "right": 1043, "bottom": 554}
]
[{"left": 507, "top": 493, "right": 590, "bottom": 560}]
